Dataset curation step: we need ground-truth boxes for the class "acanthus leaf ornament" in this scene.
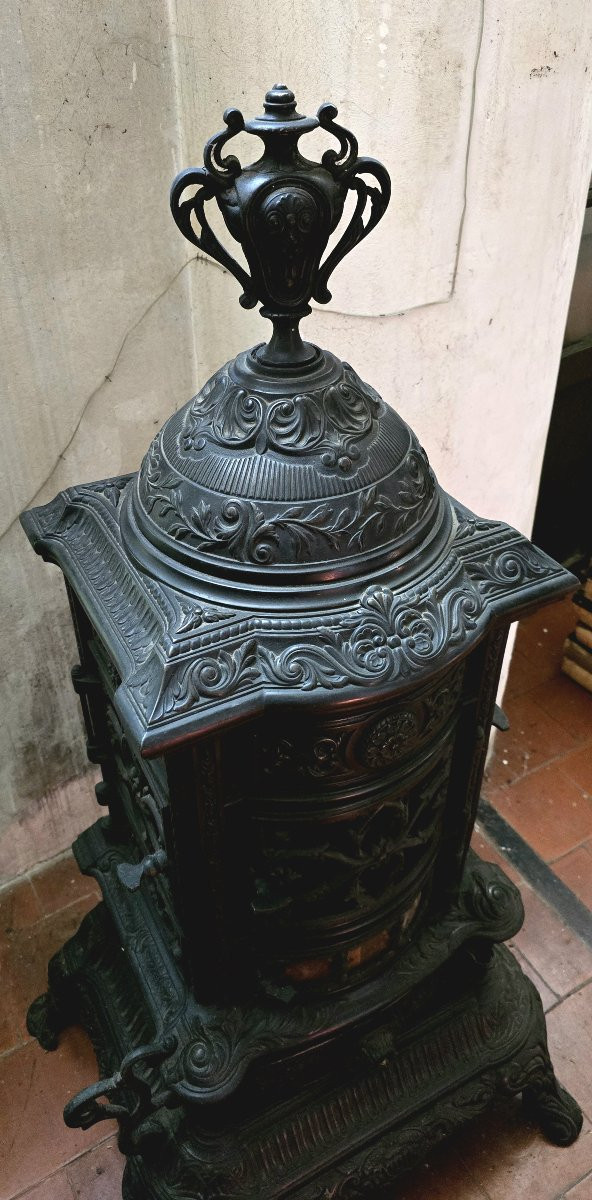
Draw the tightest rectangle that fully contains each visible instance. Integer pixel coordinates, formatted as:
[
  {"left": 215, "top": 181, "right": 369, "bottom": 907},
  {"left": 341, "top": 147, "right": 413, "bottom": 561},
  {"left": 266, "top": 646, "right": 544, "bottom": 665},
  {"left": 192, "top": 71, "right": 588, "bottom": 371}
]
[
  {"left": 140, "top": 433, "right": 436, "bottom": 565},
  {"left": 153, "top": 640, "right": 259, "bottom": 720},
  {"left": 173, "top": 599, "right": 232, "bottom": 637},
  {"left": 466, "top": 545, "right": 551, "bottom": 593},
  {"left": 256, "top": 568, "right": 484, "bottom": 694},
  {"left": 179, "top": 362, "right": 383, "bottom": 469}
]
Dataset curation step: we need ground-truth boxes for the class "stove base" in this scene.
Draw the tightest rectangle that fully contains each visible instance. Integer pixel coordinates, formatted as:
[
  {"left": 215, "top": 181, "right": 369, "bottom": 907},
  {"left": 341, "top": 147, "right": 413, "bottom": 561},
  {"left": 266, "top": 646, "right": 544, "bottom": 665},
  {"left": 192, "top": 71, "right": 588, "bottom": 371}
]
[{"left": 27, "top": 897, "right": 582, "bottom": 1200}]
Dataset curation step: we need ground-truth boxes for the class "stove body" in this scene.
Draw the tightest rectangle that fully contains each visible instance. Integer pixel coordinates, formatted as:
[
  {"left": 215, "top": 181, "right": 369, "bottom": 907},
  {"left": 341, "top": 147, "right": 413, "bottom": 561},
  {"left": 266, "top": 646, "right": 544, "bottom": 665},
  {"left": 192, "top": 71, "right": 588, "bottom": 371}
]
[{"left": 22, "top": 86, "right": 582, "bottom": 1199}]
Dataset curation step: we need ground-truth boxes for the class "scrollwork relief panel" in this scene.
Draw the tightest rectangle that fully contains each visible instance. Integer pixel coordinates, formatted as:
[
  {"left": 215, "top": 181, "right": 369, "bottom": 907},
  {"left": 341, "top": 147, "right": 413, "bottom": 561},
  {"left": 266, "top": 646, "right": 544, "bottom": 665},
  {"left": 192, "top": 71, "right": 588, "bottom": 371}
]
[
  {"left": 140, "top": 434, "right": 435, "bottom": 564},
  {"left": 179, "top": 362, "right": 383, "bottom": 471}
]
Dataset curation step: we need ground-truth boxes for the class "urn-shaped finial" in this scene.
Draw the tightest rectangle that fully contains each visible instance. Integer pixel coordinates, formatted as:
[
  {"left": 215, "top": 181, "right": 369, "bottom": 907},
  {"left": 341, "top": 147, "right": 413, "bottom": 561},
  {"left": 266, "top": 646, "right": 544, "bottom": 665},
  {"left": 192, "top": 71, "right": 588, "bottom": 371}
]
[{"left": 170, "top": 85, "right": 391, "bottom": 362}]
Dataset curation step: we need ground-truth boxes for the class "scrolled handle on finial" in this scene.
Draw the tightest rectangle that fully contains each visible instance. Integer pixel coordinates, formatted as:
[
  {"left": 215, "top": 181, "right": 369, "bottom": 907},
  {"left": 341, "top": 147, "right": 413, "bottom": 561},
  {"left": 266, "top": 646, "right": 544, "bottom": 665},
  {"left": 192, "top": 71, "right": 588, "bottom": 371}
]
[
  {"left": 170, "top": 86, "right": 391, "bottom": 341},
  {"left": 313, "top": 102, "right": 391, "bottom": 304},
  {"left": 170, "top": 106, "right": 258, "bottom": 309}
]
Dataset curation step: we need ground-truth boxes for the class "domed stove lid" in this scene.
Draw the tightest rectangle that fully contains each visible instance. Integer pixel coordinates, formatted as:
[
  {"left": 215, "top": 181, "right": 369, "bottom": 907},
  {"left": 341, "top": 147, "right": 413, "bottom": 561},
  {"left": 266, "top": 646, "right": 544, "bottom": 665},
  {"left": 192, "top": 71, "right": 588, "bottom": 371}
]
[{"left": 121, "top": 85, "right": 446, "bottom": 588}]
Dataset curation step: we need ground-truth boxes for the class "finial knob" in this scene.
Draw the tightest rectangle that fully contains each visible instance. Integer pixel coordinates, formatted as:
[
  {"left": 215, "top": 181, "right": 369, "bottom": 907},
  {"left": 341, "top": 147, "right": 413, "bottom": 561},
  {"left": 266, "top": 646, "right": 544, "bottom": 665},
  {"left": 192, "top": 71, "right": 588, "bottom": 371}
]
[{"left": 262, "top": 84, "right": 298, "bottom": 119}]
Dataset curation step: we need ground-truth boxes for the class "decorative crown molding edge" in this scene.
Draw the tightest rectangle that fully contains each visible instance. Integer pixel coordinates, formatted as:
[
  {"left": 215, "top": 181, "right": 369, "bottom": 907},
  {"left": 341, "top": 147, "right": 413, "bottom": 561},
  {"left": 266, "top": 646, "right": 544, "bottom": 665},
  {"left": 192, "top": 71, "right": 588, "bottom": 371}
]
[{"left": 21, "top": 478, "right": 575, "bottom": 745}]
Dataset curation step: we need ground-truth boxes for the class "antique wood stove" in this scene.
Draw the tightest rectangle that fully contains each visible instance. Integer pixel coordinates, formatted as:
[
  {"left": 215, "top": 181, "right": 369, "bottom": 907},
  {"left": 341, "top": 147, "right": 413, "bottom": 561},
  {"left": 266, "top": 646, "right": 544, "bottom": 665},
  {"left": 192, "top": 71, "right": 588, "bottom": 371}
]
[{"left": 23, "top": 85, "right": 583, "bottom": 1198}]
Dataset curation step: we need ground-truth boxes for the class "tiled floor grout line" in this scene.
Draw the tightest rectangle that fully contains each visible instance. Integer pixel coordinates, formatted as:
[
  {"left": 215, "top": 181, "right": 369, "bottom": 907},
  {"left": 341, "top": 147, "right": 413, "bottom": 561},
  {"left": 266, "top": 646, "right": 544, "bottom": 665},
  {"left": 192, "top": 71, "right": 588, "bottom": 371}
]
[
  {"left": 62, "top": 1136, "right": 119, "bottom": 1194},
  {"left": 554, "top": 1164, "right": 592, "bottom": 1199},
  {"left": 476, "top": 813, "right": 592, "bottom": 1007},
  {"left": 6, "top": 1131, "right": 115, "bottom": 1200},
  {"left": 514, "top": 953, "right": 560, "bottom": 1005},
  {"left": 486, "top": 732, "right": 592, "bottom": 791},
  {"left": 0, "top": 1040, "right": 29, "bottom": 1063},
  {"left": 549, "top": 835, "right": 592, "bottom": 867},
  {"left": 29, "top": 892, "right": 98, "bottom": 923},
  {"left": 0, "top": 849, "right": 78, "bottom": 897},
  {"left": 540, "top": 971, "right": 592, "bottom": 1015},
  {"left": 6, "top": 1165, "right": 76, "bottom": 1200},
  {"left": 476, "top": 821, "right": 591, "bottom": 889}
]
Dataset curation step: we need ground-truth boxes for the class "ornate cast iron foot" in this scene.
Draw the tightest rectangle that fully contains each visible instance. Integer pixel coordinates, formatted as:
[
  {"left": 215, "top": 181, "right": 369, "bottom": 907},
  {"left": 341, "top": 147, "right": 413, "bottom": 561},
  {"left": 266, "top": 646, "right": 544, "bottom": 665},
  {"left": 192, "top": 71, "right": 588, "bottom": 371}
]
[
  {"left": 502, "top": 977, "right": 583, "bottom": 1148},
  {"left": 26, "top": 990, "right": 66, "bottom": 1051},
  {"left": 523, "top": 1072, "right": 583, "bottom": 1147}
]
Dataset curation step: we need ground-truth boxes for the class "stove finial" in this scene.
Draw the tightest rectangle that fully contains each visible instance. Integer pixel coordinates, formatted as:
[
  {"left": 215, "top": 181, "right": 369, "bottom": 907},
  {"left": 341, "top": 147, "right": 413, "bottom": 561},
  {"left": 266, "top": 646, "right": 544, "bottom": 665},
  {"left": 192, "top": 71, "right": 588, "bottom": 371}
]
[{"left": 170, "top": 87, "right": 391, "bottom": 365}]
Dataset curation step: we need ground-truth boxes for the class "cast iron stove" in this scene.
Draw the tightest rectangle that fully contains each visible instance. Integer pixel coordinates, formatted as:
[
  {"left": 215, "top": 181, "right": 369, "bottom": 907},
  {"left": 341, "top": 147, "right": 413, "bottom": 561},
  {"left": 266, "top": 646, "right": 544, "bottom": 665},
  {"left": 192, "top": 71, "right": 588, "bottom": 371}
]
[{"left": 22, "top": 84, "right": 583, "bottom": 1199}]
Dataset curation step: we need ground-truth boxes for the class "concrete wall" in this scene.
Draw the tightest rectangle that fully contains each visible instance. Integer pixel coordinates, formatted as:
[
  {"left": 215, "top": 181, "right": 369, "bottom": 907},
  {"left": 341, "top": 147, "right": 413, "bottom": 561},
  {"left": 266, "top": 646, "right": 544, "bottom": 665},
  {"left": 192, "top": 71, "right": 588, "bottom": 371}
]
[
  {"left": 2, "top": 0, "right": 591, "bottom": 883},
  {"left": 0, "top": 0, "right": 198, "bottom": 878}
]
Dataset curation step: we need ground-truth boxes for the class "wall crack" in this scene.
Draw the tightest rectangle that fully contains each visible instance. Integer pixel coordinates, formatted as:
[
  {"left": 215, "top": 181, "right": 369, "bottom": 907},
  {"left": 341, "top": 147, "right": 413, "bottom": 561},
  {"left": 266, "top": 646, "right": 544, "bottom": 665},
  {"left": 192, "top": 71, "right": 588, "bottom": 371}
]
[{"left": 1, "top": 255, "right": 196, "bottom": 543}]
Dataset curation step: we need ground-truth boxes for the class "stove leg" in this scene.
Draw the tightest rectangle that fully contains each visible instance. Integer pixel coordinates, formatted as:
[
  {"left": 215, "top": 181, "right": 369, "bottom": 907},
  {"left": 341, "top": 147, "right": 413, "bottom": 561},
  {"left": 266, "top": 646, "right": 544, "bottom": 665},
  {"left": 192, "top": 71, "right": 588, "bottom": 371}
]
[
  {"left": 26, "top": 989, "right": 67, "bottom": 1051},
  {"left": 26, "top": 906, "right": 98, "bottom": 1053},
  {"left": 522, "top": 1066, "right": 583, "bottom": 1147},
  {"left": 496, "top": 965, "right": 584, "bottom": 1148}
]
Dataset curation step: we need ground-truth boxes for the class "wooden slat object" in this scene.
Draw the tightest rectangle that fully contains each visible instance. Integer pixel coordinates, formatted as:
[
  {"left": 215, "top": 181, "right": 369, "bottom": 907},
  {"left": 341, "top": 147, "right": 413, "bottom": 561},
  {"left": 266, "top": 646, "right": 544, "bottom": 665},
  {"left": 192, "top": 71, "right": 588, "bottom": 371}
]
[{"left": 562, "top": 560, "right": 592, "bottom": 691}]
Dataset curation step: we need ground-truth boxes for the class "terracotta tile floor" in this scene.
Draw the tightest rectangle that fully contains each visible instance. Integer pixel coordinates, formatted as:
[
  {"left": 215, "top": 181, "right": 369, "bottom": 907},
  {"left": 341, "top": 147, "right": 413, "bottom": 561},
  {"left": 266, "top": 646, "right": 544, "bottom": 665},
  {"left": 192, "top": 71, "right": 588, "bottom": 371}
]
[
  {"left": 485, "top": 598, "right": 592, "bottom": 893},
  {"left": 0, "top": 598, "right": 591, "bottom": 1199}
]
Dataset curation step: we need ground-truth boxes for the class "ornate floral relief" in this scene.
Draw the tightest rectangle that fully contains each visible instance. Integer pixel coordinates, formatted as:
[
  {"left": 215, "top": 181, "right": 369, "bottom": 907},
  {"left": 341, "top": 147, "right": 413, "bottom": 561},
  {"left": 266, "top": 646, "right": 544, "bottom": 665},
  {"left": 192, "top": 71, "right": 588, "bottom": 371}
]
[
  {"left": 141, "top": 438, "right": 434, "bottom": 564},
  {"left": 361, "top": 710, "right": 420, "bottom": 769},
  {"left": 253, "top": 185, "right": 322, "bottom": 306},
  {"left": 357, "top": 665, "right": 466, "bottom": 771},
  {"left": 258, "top": 571, "right": 483, "bottom": 693},
  {"left": 423, "top": 668, "right": 465, "bottom": 735},
  {"left": 260, "top": 732, "right": 350, "bottom": 779},
  {"left": 453, "top": 511, "right": 502, "bottom": 543},
  {"left": 260, "top": 664, "right": 464, "bottom": 781},
  {"left": 141, "top": 567, "right": 482, "bottom": 721},
  {"left": 251, "top": 755, "right": 450, "bottom": 922},
  {"left": 172, "top": 599, "right": 233, "bottom": 637},
  {"left": 467, "top": 545, "right": 552, "bottom": 595},
  {"left": 77, "top": 476, "right": 133, "bottom": 509},
  {"left": 178, "top": 362, "right": 384, "bottom": 471},
  {"left": 152, "top": 640, "right": 259, "bottom": 720},
  {"left": 49, "top": 507, "right": 161, "bottom": 665},
  {"left": 346, "top": 454, "right": 434, "bottom": 552}
]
